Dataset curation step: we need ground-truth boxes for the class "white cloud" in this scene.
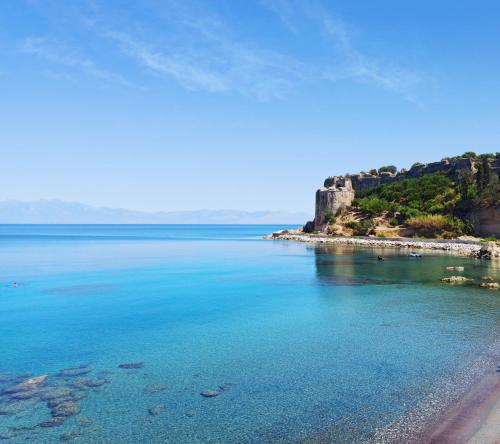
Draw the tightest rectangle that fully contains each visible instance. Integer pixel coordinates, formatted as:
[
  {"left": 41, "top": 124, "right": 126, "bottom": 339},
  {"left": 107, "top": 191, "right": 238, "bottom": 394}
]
[{"left": 20, "top": 36, "right": 134, "bottom": 88}]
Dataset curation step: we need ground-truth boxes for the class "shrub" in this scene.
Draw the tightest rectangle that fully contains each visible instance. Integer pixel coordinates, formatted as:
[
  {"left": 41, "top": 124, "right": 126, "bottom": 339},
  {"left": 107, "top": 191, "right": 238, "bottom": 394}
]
[
  {"left": 462, "top": 151, "right": 477, "bottom": 159},
  {"left": 389, "top": 217, "right": 399, "bottom": 227},
  {"left": 407, "top": 215, "right": 469, "bottom": 238},
  {"left": 345, "top": 219, "right": 375, "bottom": 236},
  {"left": 358, "top": 173, "right": 457, "bottom": 219},
  {"left": 356, "top": 196, "right": 391, "bottom": 215},
  {"left": 481, "top": 236, "right": 499, "bottom": 242},
  {"left": 324, "top": 212, "right": 337, "bottom": 224},
  {"left": 345, "top": 220, "right": 359, "bottom": 230},
  {"left": 378, "top": 165, "right": 397, "bottom": 175}
]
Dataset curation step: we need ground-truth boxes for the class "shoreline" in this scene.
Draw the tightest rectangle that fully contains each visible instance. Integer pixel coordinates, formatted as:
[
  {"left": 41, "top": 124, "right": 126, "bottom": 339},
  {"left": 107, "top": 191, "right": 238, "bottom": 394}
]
[
  {"left": 424, "top": 368, "right": 500, "bottom": 444},
  {"left": 265, "top": 231, "right": 500, "bottom": 258},
  {"left": 368, "top": 339, "right": 500, "bottom": 444}
]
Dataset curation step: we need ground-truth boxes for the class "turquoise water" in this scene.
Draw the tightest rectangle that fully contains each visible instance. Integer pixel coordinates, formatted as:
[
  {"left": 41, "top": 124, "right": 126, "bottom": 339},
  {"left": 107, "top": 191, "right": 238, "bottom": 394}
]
[{"left": 0, "top": 225, "right": 499, "bottom": 443}]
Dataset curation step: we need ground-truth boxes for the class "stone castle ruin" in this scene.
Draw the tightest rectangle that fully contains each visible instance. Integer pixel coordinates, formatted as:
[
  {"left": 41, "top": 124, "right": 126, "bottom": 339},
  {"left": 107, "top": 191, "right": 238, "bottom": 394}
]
[{"left": 312, "top": 157, "right": 500, "bottom": 234}]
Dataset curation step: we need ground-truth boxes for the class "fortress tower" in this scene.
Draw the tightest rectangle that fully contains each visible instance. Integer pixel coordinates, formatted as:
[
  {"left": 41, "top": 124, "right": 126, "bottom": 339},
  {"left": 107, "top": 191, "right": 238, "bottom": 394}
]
[{"left": 314, "top": 176, "right": 355, "bottom": 230}]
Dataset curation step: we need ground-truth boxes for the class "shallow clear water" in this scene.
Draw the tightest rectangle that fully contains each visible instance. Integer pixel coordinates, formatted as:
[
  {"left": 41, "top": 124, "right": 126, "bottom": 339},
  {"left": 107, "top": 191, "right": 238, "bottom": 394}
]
[{"left": 0, "top": 225, "right": 499, "bottom": 443}]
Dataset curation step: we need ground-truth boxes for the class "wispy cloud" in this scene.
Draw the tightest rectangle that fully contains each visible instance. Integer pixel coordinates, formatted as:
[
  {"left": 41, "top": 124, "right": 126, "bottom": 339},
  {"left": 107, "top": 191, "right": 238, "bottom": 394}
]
[
  {"left": 97, "top": 17, "right": 307, "bottom": 100},
  {"left": 263, "top": 0, "right": 428, "bottom": 103},
  {"left": 20, "top": 36, "right": 134, "bottom": 88},
  {"left": 100, "top": 30, "right": 231, "bottom": 94},
  {"left": 18, "top": 1, "right": 429, "bottom": 102}
]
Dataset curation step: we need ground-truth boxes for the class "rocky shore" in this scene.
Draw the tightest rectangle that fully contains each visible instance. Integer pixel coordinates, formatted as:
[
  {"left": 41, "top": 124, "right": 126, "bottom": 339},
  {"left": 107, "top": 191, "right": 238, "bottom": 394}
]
[{"left": 265, "top": 230, "right": 500, "bottom": 259}]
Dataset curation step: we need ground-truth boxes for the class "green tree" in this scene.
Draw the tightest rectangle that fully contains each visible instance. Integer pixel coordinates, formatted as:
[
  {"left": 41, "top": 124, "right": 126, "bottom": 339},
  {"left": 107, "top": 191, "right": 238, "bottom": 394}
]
[{"left": 378, "top": 165, "right": 397, "bottom": 174}]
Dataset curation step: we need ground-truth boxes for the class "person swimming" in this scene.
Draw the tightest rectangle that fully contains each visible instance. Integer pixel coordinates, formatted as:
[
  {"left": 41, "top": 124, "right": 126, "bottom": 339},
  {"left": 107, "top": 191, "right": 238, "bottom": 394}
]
[{"left": 377, "top": 256, "right": 384, "bottom": 261}]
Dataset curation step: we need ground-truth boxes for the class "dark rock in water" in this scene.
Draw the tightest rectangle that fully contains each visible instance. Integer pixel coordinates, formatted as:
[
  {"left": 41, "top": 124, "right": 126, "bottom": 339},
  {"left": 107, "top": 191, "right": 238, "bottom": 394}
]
[
  {"left": 184, "top": 410, "right": 195, "bottom": 417},
  {"left": 2, "top": 375, "right": 47, "bottom": 395},
  {"left": 70, "top": 390, "right": 87, "bottom": 401},
  {"left": 57, "top": 367, "right": 92, "bottom": 378},
  {"left": 40, "top": 387, "right": 74, "bottom": 401},
  {"left": 218, "top": 383, "right": 233, "bottom": 392},
  {"left": 40, "top": 417, "right": 65, "bottom": 428},
  {"left": 59, "top": 430, "right": 82, "bottom": 442},
  {"left": 0, "top": 373, "right": 17, "bottom": 384},
  {"left": 118, "top": 362, "right": 143, "bottom": 369},
  {"left": 83, "top": 379, "right": 107, "bottom": 388},
  {"left": 10, "top": 389, "right": 39, "bottom": 400},
  {"left": 51, "top": 401, "right": 80, "bottom": 417},
  {"left": 10, "top": 423, "right": 38, "bottom": 432},
  {"left": 148, "top": 404, "right": 165, "bottom": 416},
  {"left": 47, "top": 397, "right": 74, "bottom": 409},
  {"left": 73, "top": 378, "right": 108, "bottom": 388},
  {"left": 77, "top": 417, "right": 93, "bottom": 427},
  {"left": 143, "top": 383, "right": 168, "bottom": 395},
  {"left": 200, "top": 390, "right": 219, "bottom": 398}
]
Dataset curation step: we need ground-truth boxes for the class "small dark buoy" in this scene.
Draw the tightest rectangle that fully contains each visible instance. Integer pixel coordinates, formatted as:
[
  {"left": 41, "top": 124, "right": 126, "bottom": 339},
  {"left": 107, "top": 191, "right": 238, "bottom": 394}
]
[
  {"left": 377, "top": 256, "right": 384, "bottom": 261},
  {"left": 12, "top": 282, "right": 17, "bottom": 288}
]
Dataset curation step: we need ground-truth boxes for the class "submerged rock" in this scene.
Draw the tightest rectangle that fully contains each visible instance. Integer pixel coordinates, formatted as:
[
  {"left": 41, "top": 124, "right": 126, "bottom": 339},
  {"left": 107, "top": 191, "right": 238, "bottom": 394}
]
[
  {"left": 118, "top": 362, "right": 143, "bottom": 369},
  {"left": 2, "top": 375, "right": 47, "bottom": 395},
  {"left": 481, "top": 276, "right": 497, "bottom": 281},
  {"left": 77, "top": 417, "right": 93, "bottom": 427},
  {"left": 10, "top": 389, "right": 39, "bottom": 400},
  {"left": 51, "top": 401, "right": 80, "bottom": 417},
  {"left": 57, "top": 367, "right": 92, "bottom": 378},
  {"left": 0, "top": 430, "right": 18, "bottom": 440},
  {"left": 148, "top": 404, "right": 165, "bottom": 416},
  {"left": 47, "top": 398, "right": 74, "bottom": 409},
  {"left": 218, "top": 383, "right": 234, "bottom": 392},
  {"left": 40, "top": 387, "right": 74, "bottom": 401},
  {"left": 25, "top": 375, "right": 48, "bottom": 385},
  {"left": 0, "top": 399, "right": 36, "bottom": 415},
  {"left": 73, "top": 378, "right": 107, "bottom": 388},
  {"left": 184, "top": 410, "right": 195, "bottom": 417},
  {"left": 59, "top": 430, "right": 82, "bottom": 442},
  {"left": 200, "top": 390, "right": 219, "bottom": 398},
  {"left": 143, "top": 384, "right": 168, "bottom": 395},
  {"left": 40, "top": 417, "right": 65, "bottom": 428},
  {"left": 441, "top": 276, "right": 471, "bottom": 284}
]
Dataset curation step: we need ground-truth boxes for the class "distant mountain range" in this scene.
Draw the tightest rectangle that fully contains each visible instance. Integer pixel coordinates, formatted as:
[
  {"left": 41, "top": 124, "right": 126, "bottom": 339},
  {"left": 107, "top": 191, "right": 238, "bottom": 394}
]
[{"left": 0, "top": 200, "right": 311, "bottom": 224}]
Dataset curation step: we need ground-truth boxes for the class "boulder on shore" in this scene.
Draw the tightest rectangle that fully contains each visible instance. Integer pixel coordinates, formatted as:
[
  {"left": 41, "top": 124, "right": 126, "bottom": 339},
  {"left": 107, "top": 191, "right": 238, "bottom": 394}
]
[
  {"left": 480, "top": 282, "right": 499, "bottom": 289},
  {"left": 441, "top": 276, "right": 471, "bottom": 284}
]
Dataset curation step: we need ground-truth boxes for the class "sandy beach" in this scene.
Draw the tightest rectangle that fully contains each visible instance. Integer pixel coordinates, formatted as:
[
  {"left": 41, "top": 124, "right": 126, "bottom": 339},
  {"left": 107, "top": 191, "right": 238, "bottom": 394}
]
[{"left": 424, "top": 367, "right": 500, "bottom": 444}]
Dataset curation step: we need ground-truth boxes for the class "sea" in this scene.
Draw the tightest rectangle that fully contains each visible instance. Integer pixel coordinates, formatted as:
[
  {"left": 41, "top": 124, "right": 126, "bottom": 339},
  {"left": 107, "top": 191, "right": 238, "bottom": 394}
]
[{"left": 0, "top": 224, "right": 499, "bottom": 443}]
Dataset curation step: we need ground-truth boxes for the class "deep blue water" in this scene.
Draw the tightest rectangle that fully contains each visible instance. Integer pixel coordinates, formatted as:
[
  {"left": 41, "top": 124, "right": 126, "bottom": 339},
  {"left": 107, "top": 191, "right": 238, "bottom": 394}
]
[{"left": 0, "top": 225, "right": 499, "bottom": 443}]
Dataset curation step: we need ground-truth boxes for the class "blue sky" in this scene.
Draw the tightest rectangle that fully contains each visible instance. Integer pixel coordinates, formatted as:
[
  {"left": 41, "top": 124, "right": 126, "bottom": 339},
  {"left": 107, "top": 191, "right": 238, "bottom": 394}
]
[{"left": 1, "top": 0, "right": 499, "bottom": 213}]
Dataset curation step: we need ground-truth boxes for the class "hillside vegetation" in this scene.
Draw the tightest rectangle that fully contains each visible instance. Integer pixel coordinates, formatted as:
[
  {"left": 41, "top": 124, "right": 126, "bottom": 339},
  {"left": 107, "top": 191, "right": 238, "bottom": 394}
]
[{"left": 327, "top": 152, "right": 500, "bottom": 239}]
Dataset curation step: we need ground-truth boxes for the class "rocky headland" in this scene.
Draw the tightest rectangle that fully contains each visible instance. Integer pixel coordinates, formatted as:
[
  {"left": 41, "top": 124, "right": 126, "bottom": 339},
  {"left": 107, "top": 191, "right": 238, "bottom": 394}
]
[{"left": 266, "top": 230, "right": 500, "bottom": 259}]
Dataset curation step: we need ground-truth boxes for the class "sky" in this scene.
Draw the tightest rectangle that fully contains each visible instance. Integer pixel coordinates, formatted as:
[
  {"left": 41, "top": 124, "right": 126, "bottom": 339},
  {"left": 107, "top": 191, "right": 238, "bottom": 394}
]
[{"left": 1, "top": 0, "right": 500, "bottom": 213}]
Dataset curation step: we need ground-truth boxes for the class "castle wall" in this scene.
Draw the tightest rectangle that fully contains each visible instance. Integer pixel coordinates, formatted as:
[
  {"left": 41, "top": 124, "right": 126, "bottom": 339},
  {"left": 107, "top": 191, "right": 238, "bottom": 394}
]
[{"left": 314, "top": 187, "right": 355, "bottom": 230}]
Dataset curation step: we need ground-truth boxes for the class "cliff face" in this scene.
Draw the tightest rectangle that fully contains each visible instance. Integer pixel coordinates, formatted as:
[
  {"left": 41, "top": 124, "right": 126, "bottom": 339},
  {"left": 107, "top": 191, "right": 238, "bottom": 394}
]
[{"left": 468, "top": 206, "right": 500, "bottom": 237}]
